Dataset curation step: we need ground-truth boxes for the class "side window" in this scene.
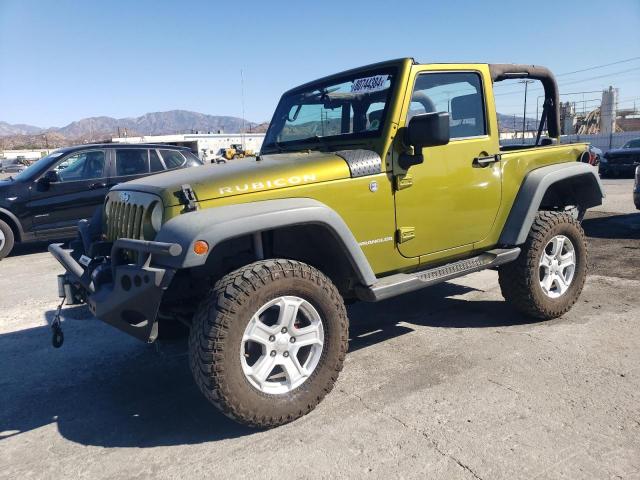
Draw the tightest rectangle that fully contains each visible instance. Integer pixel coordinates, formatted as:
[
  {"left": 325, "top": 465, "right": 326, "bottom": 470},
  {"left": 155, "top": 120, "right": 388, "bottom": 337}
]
[
  {"left": 149, "top": 150, "right": 165, "bottom": 172},
  {"left": 409, "top": 72, "right": 486, "bottom": 139},
  {"left": 116, "top": 149, "right": 149, "bottom": 176},
  {"left": 54, "top": 150, "right": 105, "bottom": 182},
  {"left": 159, "top": 150, "right": 186, "bottom": 169}
]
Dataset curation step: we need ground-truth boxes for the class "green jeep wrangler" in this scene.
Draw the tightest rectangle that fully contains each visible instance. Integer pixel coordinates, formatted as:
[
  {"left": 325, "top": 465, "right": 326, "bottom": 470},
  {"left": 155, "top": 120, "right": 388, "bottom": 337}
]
[{"left": 50, "top": 59, "right": 604, "bottom": 427}]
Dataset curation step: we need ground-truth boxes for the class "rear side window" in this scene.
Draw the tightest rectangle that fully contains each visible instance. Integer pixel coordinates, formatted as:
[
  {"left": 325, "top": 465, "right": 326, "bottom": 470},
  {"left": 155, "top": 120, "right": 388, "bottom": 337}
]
[
  {"left": 183, "top": 151, "right": 203, "bottom": 165},
  {"left": 159, "top": 150, "right": 186, "bottom": 169},
  {"left": 116, "top": 149, "right": 149, "bottom": 176},
  {"left": 150, "top": 150, "right": 165, "bottom": 172},
  {"left": 409, "top": 72, "right": 486, "bottom": 139}
]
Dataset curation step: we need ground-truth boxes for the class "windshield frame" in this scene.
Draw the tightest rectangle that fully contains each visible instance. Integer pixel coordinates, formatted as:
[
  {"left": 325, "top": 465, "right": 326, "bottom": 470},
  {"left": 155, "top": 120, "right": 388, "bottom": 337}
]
[{"left": 262, "top": 66, "right": 399, "bottom": 153}]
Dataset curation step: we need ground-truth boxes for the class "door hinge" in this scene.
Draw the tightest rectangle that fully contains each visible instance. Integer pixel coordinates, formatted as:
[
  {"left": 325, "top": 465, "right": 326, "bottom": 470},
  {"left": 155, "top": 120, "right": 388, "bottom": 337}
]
[
  {"left": 394, "top": 173, "right": 413, "bottom": 190},
  {"left": 396, "top": 227, "right": 415, "bottom": 243}
]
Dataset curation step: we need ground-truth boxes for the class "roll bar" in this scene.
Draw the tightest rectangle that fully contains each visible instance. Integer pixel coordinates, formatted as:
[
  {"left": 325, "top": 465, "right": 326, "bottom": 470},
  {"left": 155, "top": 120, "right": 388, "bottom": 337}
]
[{"left": 489, "top": 64, "right": 560, "bottom": 139}]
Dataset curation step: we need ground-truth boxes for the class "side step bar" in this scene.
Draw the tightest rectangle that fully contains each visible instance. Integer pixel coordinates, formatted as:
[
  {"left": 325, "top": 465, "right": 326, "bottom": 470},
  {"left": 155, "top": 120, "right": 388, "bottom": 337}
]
[{"left": 357, "top": 248, "right": 521, "bottom": 302}]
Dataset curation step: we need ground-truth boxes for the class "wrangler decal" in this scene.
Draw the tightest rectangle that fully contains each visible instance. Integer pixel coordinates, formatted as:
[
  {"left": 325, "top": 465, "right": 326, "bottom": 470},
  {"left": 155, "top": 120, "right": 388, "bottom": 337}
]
[{"left": 358, "top": 236, "right": 394, "bottom": 247}]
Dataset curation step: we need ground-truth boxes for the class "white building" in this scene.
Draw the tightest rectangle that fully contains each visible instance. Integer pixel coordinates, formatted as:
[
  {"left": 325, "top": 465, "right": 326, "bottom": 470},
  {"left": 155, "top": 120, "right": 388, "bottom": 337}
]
[
  {"left": 111, "top": 132, "right": 266, "bottom": 163},
  {"left": 0, "top": 149, "right": 55, "bottom": 161}
]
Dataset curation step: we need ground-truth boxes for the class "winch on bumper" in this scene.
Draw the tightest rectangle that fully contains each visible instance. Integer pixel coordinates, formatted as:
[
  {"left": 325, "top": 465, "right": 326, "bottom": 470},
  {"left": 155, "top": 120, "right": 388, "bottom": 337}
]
[{"left": 49, "top": 238, "right": 182, "bottom": 342}]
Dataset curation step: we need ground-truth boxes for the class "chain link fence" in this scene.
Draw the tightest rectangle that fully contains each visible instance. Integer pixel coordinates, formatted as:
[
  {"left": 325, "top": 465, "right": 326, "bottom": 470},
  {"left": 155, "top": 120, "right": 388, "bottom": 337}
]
[{"left": 501, "top": 130, "right": 640, "bottom": 151}]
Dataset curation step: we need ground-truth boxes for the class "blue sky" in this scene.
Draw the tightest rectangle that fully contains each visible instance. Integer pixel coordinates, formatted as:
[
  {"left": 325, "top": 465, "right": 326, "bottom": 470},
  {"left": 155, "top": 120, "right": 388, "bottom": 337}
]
[{"left": 1, "top": 0, "right": 639, "bottom": 127}]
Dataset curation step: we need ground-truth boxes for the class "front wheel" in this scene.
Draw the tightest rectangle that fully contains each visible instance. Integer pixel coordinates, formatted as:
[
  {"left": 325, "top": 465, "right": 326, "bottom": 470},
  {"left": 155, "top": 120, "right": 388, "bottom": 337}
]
[
  {"left": 0, "top": 219, "right": 15, "bottom": 260},
  {"left": 189, "top": 259, "right": 348, "bottom": 428},
  {"left": 499, "top": 211, "right": 588, "bottom": 319}
]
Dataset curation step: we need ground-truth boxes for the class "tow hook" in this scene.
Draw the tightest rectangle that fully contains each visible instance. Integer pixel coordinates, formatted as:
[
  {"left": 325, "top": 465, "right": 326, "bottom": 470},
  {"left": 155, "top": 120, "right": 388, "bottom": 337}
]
[{"left": 50, "top": 296, "right": 65, "bottom": 348}]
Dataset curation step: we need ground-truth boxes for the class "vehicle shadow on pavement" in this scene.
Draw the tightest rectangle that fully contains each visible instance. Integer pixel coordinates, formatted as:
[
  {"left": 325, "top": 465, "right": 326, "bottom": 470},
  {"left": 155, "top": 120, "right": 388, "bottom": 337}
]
[
  {"left": 582, "top": 212, "right": 640, "bottom": 241},
  {"left": 1, "top": 282, "right": 540, "bottom": 449},
  {"left": 0, "top": 314, "right": 254, "bottom": 448},
  {"left": 6, "top": 241, "right": 57, "bottom": 258},
  {"left": 582, "top": 213, "right": 640, "bottom": 279},
  {"left": 348, "top": 282, "right": 543, "bottom": 352}
]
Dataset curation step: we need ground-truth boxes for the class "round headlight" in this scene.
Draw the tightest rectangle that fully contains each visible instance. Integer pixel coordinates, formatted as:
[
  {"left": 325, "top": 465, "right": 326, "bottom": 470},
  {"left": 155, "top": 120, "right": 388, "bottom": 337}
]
[{"left": 151, "top": 202, "right": 163, "bottom": 232}]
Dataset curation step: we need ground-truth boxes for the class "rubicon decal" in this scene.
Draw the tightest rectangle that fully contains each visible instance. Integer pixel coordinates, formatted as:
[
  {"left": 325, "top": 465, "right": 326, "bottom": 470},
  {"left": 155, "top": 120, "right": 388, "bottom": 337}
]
[{"left": 218, "top": 174, "right": 317, "bottom": 195}]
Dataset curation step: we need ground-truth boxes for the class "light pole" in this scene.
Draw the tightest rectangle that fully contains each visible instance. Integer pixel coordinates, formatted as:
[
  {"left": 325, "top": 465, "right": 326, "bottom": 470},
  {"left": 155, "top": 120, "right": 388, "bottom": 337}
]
[{"left": 519, "top": 80, "right": 535, "bottom": 139}]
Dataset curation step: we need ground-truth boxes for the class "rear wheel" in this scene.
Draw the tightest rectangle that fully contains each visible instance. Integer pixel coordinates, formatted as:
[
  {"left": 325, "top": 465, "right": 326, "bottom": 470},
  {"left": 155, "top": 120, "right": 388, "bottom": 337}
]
[
  {"left": 499, "top": 211, "right": 587, "bottom": 319},
  {"left": 0, "top": 219, "right": 15, "bottom": 260},
  {"left": 189, "top": 259, "right": 348, "bottom": 428}
]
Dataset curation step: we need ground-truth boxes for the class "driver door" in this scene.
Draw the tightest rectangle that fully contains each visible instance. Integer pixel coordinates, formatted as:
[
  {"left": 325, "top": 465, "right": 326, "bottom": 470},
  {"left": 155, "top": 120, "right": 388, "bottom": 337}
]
[
  {"left": 29, "top": 149, "right": 108, "bottom": 237},
  {"left": 394, "top": 68, "right": 502, "bottom": 259}
]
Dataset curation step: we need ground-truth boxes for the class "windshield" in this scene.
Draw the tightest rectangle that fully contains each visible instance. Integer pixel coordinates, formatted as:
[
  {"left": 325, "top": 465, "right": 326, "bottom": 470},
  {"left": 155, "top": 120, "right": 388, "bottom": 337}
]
[
  {"left": 263, "top": 69, "right": 396, "bottom": 152},
  {"left": 623, "top": 139, "right": 640, "bottom": 149},
  {"left": 13, "top": 151, "right": 67, "bottom": 181}
]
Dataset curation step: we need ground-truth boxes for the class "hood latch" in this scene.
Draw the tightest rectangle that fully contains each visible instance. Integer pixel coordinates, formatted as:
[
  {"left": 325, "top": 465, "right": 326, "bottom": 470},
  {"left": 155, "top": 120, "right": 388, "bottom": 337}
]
[{"left": 174, "top": 184, "right": 199, "bottom": 213}]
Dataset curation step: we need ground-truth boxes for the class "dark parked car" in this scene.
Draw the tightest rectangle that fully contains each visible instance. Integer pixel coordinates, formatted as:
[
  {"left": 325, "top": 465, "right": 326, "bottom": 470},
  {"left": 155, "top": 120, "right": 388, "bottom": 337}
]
[
  {"left": 0, "top": 143, "right": 202, "bottom": 259},
  {"left": 634, "top": 166, "right": 640, "bottom": 210},
  {"left": 0, "top": 157, "right": 29, "bottom": 174},
  {"left": 600, "top": 138, "right": 640, "bottom": 177}
]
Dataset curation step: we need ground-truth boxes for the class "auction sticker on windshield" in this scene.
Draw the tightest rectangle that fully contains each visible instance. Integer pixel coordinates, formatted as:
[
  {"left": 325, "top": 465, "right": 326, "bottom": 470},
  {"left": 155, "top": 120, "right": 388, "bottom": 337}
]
[{"left": 351, "top": 75, "right": 389, "bottom": 94}]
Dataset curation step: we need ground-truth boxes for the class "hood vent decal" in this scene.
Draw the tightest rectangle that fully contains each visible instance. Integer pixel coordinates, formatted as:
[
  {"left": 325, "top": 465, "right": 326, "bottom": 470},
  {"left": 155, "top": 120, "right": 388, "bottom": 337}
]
[{"left": 334, "top": 149, "right": 382, "bottom": 177}]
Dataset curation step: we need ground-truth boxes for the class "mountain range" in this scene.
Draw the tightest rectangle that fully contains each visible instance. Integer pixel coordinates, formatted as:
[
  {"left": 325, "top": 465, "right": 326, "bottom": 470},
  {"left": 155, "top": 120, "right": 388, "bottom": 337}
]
[
  {"left": 0, "top": 110, "right": 268, "bottom": 149},
  {"left": 1, "top": 109, "right": 539, "bottom": 150}
]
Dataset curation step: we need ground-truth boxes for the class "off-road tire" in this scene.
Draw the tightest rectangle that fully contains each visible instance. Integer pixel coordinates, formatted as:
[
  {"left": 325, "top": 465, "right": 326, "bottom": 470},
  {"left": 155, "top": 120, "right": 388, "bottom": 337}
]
[
  {"left": 0, "top": 219, "right": 15, "bottom": 260},
  {"left": 189, "top": 259, "right": 348, "bottom": 428},
  {"left": 499, "top": 211, "right": 587, "bottom": 319}
]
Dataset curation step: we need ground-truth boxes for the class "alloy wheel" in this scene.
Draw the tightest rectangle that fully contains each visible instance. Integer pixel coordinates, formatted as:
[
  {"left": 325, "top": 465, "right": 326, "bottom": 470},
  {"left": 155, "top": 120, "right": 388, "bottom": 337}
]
[
  {"left": 240, "top": 296, "right": 324, "bottom": 395},
  {"left": 539, "top": 235, "right": 576, "bottom": 298}
]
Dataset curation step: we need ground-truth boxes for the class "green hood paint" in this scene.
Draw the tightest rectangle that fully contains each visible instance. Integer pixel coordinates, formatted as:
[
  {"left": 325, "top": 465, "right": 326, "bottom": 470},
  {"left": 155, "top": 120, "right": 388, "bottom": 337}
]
[{"left": 112, "top": 151, "right": 352, "bottom": 207}]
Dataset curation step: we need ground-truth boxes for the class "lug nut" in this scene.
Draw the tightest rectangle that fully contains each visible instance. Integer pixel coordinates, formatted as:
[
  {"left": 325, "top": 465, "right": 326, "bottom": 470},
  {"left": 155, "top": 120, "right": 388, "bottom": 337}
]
[
  {"left": 270, "top": 350, "right": 276, "bottom": 357},
  {"left": 283, "top": 351, "right": 289, "bottom": 357},
  {"left": 290, "top": 337, "right": 296, "bottom": 343},
  {"left": 269, "top": 335, "right": 275, "bottom": 342},
  {"left": 281, "top": 327, "right": 288, "bottom": 334}
]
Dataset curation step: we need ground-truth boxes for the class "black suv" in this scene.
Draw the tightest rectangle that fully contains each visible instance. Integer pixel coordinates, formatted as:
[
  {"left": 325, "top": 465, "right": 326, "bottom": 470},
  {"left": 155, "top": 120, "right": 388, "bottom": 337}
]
[{"left": 0, "top": 143, "right": 202, "bottom": 259}]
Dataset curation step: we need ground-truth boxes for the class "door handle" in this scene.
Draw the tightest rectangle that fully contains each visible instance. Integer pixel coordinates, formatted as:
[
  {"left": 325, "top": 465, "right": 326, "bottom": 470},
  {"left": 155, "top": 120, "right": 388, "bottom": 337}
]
[
  {"left": 473, "top": 154, "right": 501, "bottom": 167},
  {"left": 89, "top": 182, "right": 107, "bottom": 190}
]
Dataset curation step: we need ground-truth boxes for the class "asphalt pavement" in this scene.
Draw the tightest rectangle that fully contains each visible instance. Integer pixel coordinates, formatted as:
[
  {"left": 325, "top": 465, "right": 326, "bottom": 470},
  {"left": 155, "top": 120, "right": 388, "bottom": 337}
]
[{"left": 0, "top": 178, "right": 638, "bottom": 479}]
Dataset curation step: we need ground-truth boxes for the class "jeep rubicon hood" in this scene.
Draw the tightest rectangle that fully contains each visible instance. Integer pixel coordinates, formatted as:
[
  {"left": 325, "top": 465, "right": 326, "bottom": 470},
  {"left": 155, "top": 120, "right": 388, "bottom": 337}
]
[{"left": 112, "top": 151, "right": 353, "bottom": 206}]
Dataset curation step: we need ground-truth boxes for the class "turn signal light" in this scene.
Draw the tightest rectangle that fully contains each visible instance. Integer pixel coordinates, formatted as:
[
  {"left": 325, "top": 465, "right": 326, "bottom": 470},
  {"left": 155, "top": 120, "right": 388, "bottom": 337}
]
[{"left": 193, "top": 240, "right": 209, "bottom": 255}]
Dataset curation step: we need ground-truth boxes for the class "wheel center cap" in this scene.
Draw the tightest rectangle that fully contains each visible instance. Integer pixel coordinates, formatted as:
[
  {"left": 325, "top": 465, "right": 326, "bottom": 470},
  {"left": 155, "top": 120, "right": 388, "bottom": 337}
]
[{"left": 275, "top": 334, "right": 290, "bottom": 353}]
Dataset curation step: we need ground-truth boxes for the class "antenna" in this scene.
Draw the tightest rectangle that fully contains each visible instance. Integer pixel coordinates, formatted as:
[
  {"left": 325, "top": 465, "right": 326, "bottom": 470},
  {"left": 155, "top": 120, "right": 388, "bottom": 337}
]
[{"left": 240, "top": 68, "right": 246, "bottom": 149}]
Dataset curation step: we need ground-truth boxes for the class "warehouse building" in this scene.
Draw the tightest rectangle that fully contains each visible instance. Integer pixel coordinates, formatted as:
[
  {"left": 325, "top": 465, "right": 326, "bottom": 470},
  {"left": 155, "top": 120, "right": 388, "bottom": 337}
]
[{"left": 111, "top": 132, "right": 266, "bottom": 163}]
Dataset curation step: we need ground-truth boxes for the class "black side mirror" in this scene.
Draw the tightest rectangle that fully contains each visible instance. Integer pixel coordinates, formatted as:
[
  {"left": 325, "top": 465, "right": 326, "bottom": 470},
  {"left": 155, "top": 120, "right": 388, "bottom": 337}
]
[
  {"left": 407, "top": 112, "right": 450, "bottom": 149},
  {"left": 399, "top": 112, "right": 451, "bottom": 169},
  {"left": 37, "top": 170, "right": 59, "bottom": 190}
]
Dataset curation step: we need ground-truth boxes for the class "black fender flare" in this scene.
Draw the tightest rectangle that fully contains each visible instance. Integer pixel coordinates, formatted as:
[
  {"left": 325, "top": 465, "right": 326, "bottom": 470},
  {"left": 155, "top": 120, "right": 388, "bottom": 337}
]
[
  {"left": 0, "top": 207, "right": 25, "bottom": 241},
  {"left": 499, "top": 162, "right": 604, "bottom": 246},
  {"left": 153, "top": 198, "right": 378, "bottom": 286}
]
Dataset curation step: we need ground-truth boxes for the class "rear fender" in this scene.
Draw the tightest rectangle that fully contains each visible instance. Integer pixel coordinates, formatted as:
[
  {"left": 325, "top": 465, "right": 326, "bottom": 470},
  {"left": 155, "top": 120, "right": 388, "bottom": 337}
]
[{"left": 499, "top": 162, "right": 604, "bottom": 246}]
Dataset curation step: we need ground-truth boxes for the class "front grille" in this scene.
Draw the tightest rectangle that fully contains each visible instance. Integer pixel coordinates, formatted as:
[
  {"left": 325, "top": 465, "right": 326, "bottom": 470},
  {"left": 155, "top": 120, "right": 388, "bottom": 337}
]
[
  {"left": 106, "top": 200, "right": 146, "bottom": 241},
  {"left": 104, "top": 191, "right": 161, "bottom": 242}
]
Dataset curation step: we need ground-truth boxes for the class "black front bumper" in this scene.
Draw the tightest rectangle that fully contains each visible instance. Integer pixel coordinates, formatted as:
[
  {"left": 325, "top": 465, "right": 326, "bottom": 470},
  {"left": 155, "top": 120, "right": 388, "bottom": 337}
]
[
  {"left": 600, "top": 163, "right": 639, "bottom": 176},
  {"left": 49, "top": 238, "right": 182, "bottom": 343}
]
